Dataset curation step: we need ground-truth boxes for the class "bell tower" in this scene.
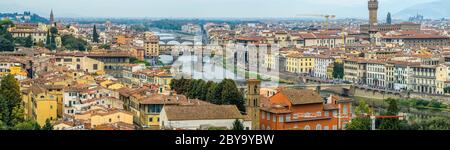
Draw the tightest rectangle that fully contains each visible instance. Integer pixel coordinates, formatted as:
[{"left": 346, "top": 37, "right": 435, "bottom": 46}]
[
  {"left": 368, "top": 0, "right": 378, "bottom": 26},
  {"left": 246, "top": 79, "right": 261, "bottom": 130},
  {"left": 50, "top": 9, "right": 54, "bottom": 25}
]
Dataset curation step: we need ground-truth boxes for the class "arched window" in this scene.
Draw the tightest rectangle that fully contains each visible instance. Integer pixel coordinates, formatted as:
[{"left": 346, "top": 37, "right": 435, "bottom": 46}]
[
  {"left": 316, "top": 124, "right": 322, "bottom": 130},
  {"left": 304, "top": 125, "right": 310, "bottom": 130}
]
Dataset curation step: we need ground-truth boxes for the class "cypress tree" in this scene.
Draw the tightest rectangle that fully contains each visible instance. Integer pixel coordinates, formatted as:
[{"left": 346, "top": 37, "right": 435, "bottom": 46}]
[{"left": 92, "top": 25, "right": 99, "bottom": 43}]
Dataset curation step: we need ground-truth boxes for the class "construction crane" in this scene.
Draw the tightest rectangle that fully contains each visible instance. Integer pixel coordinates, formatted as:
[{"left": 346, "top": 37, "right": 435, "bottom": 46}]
[{"left": 296, "top": 14, "right": 336, "bottom": 30}]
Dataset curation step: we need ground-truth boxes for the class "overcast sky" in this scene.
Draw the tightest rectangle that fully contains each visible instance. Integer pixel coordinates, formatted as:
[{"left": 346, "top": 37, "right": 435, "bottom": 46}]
[{"left": 0, "top": 0, "right": 437, "bottom": 19}]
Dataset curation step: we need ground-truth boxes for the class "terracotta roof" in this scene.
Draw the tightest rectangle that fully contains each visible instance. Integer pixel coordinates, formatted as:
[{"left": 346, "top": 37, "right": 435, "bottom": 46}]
[
  {"left": 163, "top": 105, "right": 243, "bottom": 121},
  {"left": 323, "top": 104, "right": 338, "bottom": 110},
  {"left": 278, "top": 88, "right": 323, "bottom": 105},
  {"left": 260, "top": 105, "right": 292, "bottom": 114},
  {"left": 94, "top": 122, "right": 135, "bottom": 130},
  {"left": 139, "top": 94, "right": 183, "bottom": 105}
]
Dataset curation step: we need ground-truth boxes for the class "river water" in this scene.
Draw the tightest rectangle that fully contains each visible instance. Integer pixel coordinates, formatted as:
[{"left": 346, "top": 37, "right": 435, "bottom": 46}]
[{"left": 157, "top": 54, "right": 282, "bottom": 87}]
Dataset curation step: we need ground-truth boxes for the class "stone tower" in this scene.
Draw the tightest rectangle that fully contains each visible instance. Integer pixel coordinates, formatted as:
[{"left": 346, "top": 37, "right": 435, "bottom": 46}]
[
  {"left": 368, "top": 0, "right": 378, "bottom": 26},
  {"left": 246, "top": 79, "right": 261, "bottom": 130},
  {"left": 50, "top": 10, "right": 54, "bottom": 25}
]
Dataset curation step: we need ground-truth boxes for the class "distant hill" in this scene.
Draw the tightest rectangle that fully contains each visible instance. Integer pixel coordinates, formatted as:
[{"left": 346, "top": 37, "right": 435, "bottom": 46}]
[
  {"left": 0, "top": 12, "right": 48, "bottom": 23},
  {"left": 395, "top": 0, "right": 450, "bottom": 19}
]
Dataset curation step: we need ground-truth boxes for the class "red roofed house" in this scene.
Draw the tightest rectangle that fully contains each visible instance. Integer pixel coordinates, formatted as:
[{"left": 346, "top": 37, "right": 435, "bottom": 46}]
[{"left": 259, "top": 88, "right": 352, "bottom": 130}]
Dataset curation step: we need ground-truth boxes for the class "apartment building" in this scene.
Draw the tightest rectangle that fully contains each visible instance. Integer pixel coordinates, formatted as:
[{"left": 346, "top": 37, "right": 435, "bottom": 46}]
[
  {"left": 54, "top": 56, "right": 104, "bottom": 74},
  {"left": 314, "top": 55, "right": 335, "bottom": 79},
  {"left": 285, "top": 54, "right": 314, "bottom": 75},
  {"left": 366, "top": 61, "right": 386, "bottom": 88},
  {"left": 259, "top": 88, "right": 352, "bottom": 130}
]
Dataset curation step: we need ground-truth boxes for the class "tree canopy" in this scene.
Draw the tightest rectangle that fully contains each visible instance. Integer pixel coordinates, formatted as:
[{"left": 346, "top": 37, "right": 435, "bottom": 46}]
[
  {"left": 332, "top": 63, "right": 344, "bottom": 79},
  {"left": 0, "top": 23, "right": 14, "bottom": 51},
  {"left": 0, "top": 75, "right": 24, "bottom": 127},
  {"left": 170, "top": 78, "right": 246, "bottom": 112},
  {"left": 346, "top": 101, "right": 372, "bottom": 130},
  {"left": 0, "top": 75, "right": 42, "bottom": 130},
  {"left": 232, "top": 119, "right": 244, "bottom": 130},
  {"left": 61, "top": 34, "right": 88, "bottom": 51}
]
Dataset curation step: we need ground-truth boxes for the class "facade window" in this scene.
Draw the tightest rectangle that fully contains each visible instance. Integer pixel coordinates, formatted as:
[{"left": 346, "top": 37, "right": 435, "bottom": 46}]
[
  {"left": 343, "top": 104, "right": 348, "bottom": 115},
  {"left": 279, "top": 115, "right": 284, "bottom": 123},
  {"left": 64, "top": 58, "right": 72, "bottom": 62},
  {"left": 148, "top": 105, "right": 163, "bottom": 113},
  {"left": 332, "top": 125, "right": 337, "bottom": 130},
  {"left": 262, "top": 124, "right": 265, "bottom": 130},
  {"left": 304, "top": 112, "right": 311, "bottom": 117},
  {"left": 316, "top": 124, "right": 322, "bottom": 130},
  {"left": 293, "top": 113, "right": 299, "bottom": 119},
  {"left": 93, "top": 64, "right": 98, "bottom": 70},
  {"left": 316, "top": 111, "right": 322, "bottom": 117},
  {"left": 325, "top": 111, "right": 329, "bottom": 117},
  {"left": 149, "top": 117, "right": 153, "bottom": 122},
  {"left": 333, "top": 110, "right": 338, "bottom": 117},
  {"left": 109, "top": 118, "right": 112, "bottom": 122},
  {"left": 262, "top": 112, "right": 265, "bottom": 119},
  {"left": 272, "top": 115, "right": 276, "bottom": 122},
  {"left": 267, "top": 113, "right": 271, "bottom": 120},
  {"left": 324, "top": 126, "right": 329, "bottom": 130},
  {"left": 286, "top": 114, "right": 291, "bottom": 122},
  {"left": 304, "top": 125, "right": 310, "bottom": 130}
]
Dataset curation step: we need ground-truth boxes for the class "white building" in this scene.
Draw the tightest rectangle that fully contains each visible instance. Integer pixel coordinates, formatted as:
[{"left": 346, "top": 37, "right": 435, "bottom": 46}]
[
  {"left": 411, "top": 65, "right": 437, "bottom": 94},
  {"left": 392, "top": 62, "right": 416, "bottom": 91},
  {"left": 314, "top": 56, "right": 334, "bottom": 79},
  {"left": 366, "top": 61, "right": 387, "bottom": 88},
  {"left": 63, "top": 85, "right": 114, "bottom": 115}
]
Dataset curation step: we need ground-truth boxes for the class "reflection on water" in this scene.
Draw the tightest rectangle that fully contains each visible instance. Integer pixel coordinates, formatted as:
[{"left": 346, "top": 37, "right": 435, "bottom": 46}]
[
  {"left": 169, "top": 55, "right": 280, "bottom": 87},
  {"left": 172, "top": 55, "right": 245, "bottom": 82},
  {"left": 158, "top": 55, "right": 174, "bottom": 65}
]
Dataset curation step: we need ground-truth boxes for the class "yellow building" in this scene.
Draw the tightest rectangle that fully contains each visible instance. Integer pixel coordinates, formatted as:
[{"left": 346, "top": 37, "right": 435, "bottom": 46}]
[
  {"left": 54, "top": 56, "right": 105, "bottom": 74},
  {"left": 75, "top": 74, "right": 96, "bottom": 85},
  {"left": 436, "top": 63, "right": 450, "bottom": 95},
  {"left": 123, "top": 90, "right": 187, "bottom": 128},
  {"left": 22, "top": 85, "right": 58, "bottom": 126},
  {"left": 285, "top": 54, "right": 315, "bottom": 74},
  {"left": 327, "top": 63, "right": 334, "bottom": 78},
  {"left": 0, "top": 61, "right": 27, "bottom": 79},
  {"left": 44, "top": 85, "right": 64, "bottom": 118},
  {"left": 144, "top": 39, "right": 160, "bottom": 58},
  {"left": 154, "top": 73, "right": 172, "bottom": 94},
  {"left": 113, "top": 35, "right": 131, "bottom": 45},
  {"left": 136, "top": 95, "right": 185, "bottom": 128},
  {"left": 100, "top": 80, "right": 124, "bottom": 90},
  {"left": 74, "top": 109, "right": 133, "bottom": 129},
  {"left": 9, "top": 29, "right": 47, "bottom": 45},
  {"left": 9, "top": 66, "right": 28, "bottom": 76}
]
